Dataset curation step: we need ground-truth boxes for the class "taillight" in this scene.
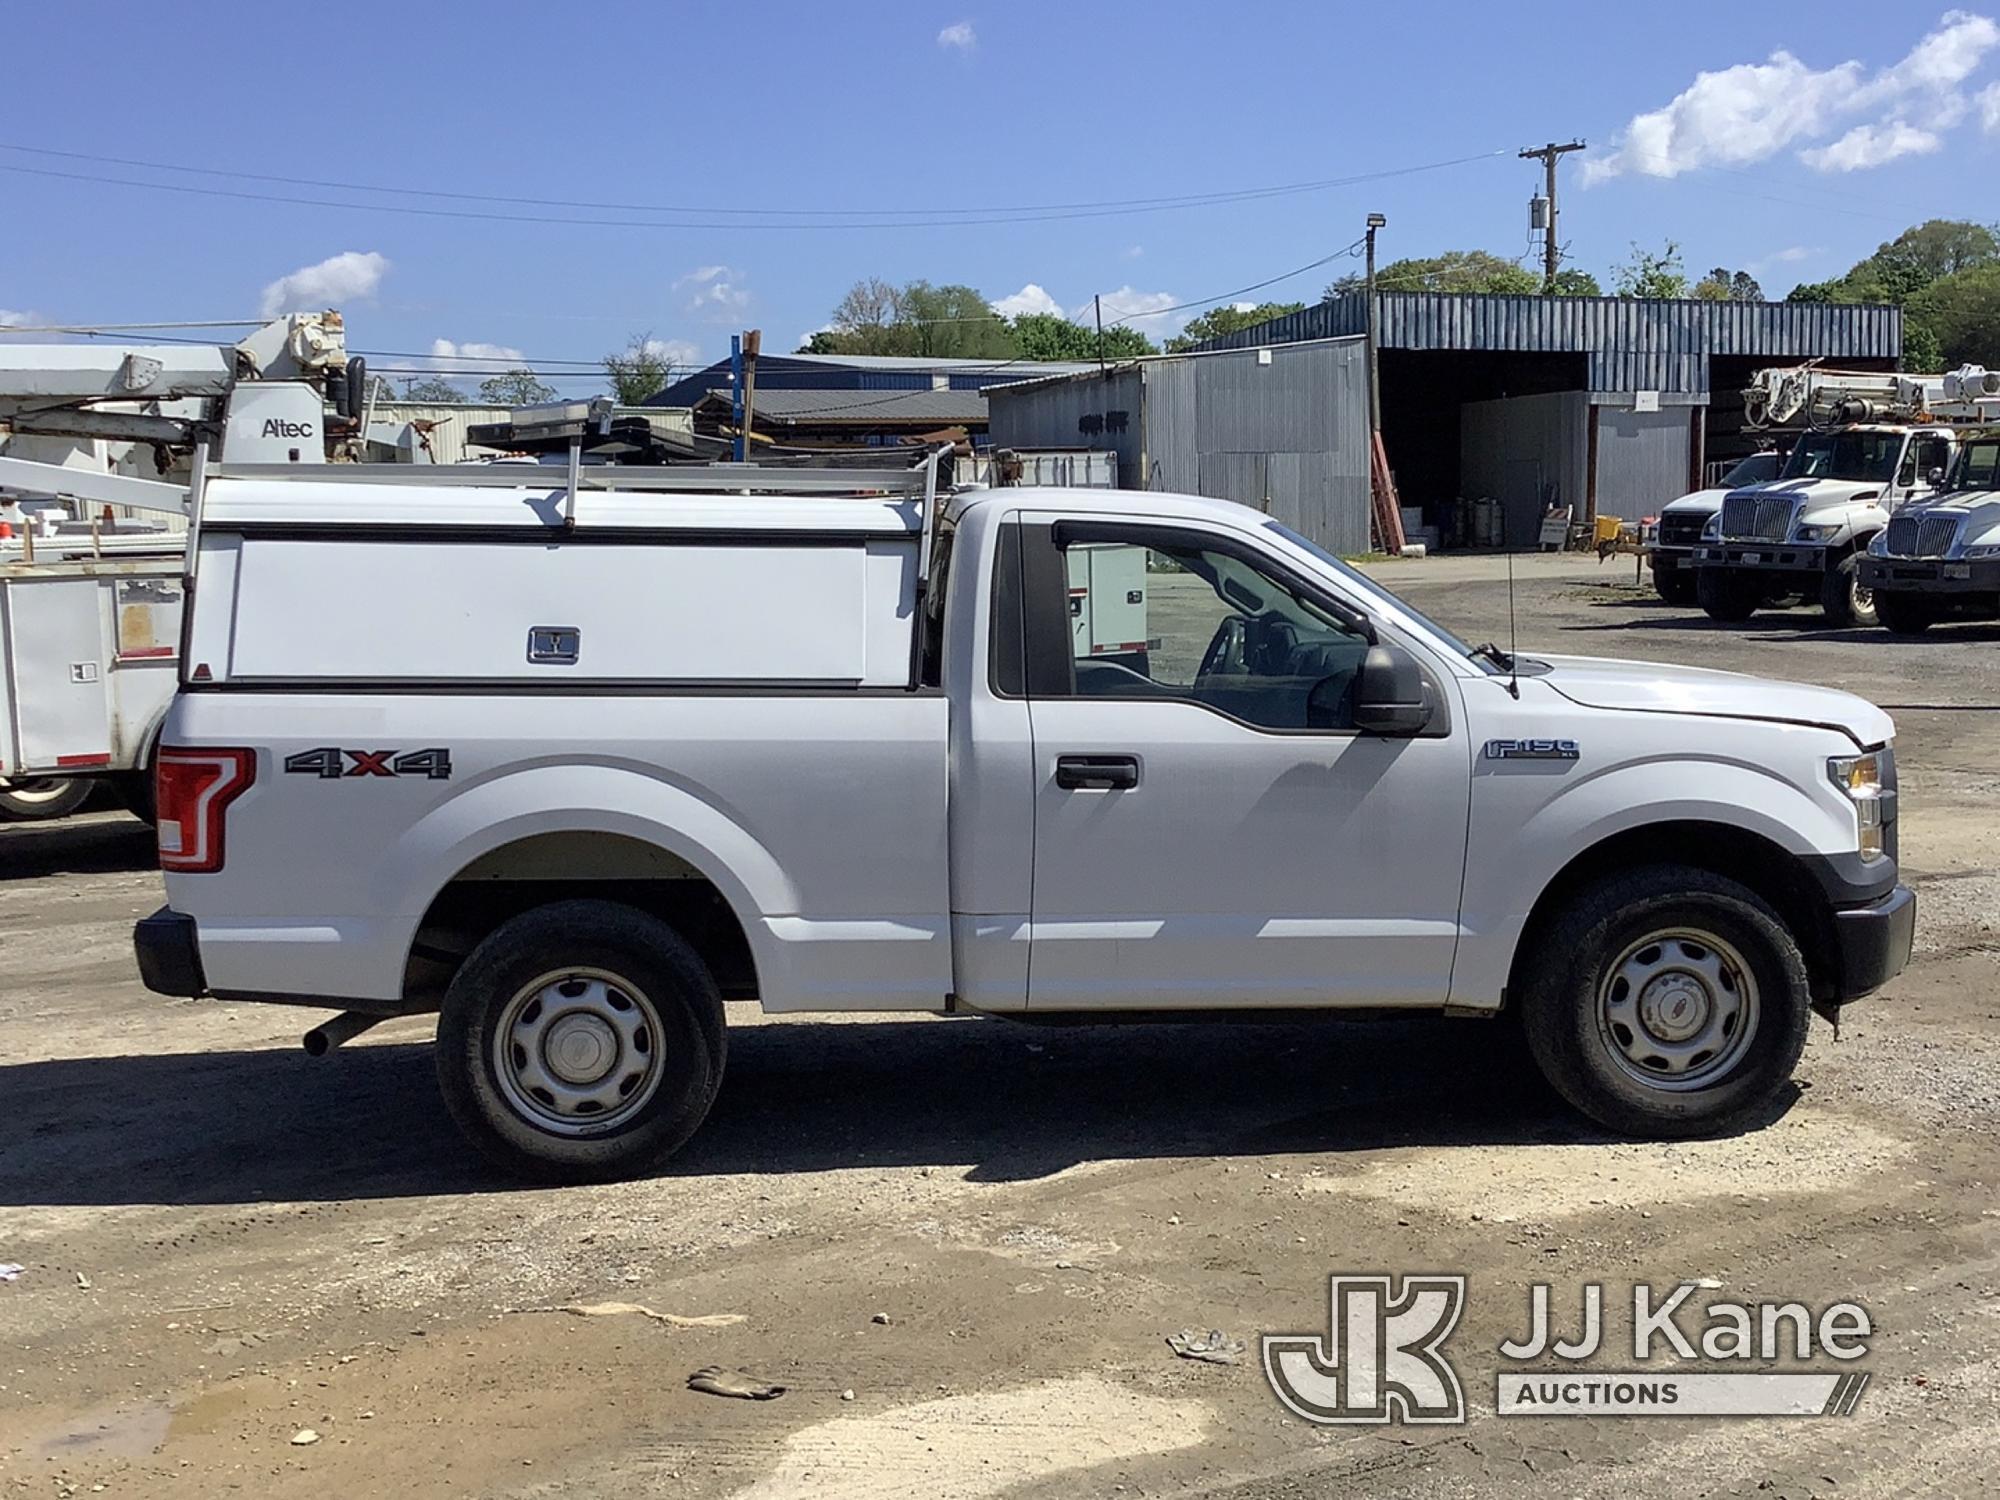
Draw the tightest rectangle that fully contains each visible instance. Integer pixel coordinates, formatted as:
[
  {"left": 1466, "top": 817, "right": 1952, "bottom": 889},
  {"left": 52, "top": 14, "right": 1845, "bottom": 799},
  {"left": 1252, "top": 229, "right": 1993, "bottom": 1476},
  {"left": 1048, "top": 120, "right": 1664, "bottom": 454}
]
[{"left": 155, "top": 747, "right": 256, "bottom": 873}]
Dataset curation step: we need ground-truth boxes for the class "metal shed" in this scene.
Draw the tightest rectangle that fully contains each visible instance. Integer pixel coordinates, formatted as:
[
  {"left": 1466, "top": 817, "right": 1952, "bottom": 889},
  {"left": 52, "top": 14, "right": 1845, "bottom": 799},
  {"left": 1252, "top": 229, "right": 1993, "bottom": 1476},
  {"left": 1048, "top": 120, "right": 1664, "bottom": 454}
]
[{"left": 987, "top": 338, "right": 1372, "bottom": 554}]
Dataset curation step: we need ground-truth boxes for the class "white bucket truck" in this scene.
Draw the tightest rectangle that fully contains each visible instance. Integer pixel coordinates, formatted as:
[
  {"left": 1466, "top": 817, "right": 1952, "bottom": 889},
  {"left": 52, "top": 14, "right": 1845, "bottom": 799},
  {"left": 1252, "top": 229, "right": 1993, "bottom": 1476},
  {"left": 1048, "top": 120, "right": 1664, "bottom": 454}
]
[
  {"left": 112, "top": 452, "right": 1912, "bottom": 1179},
  {"left": 1859, "top": 369, "right": 2000, "bottom": 632},
  {"left": 1689, "top": 365, "right": 1989, "bottom": 626},
  {"left": 0, "top": 314, "right": 357, "bottom": 819}
]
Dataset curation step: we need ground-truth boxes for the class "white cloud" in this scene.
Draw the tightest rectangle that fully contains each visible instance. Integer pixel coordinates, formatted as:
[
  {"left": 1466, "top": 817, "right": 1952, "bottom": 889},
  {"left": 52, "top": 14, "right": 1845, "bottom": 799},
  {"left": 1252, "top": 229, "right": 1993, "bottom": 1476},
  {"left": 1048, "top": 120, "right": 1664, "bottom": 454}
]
[
  {"left": 1123, "top": 245, "right": 1145, "bottom": 260},
  {"left": 1799, "top": 120, "right": 1943, "bottom": 171},
  {"left": 675, "top": 264, "right": 751, "bottom": 316},
  {"left": 0, "top": 308, "right": 38, "bottom": 336},
  {"left": 637, "top": 336, "right": 701, "bottom": 369},
  {"left": 425, "top": 337, "right": 528, "bottom": 372},
  {"left": 992, "top": 283, "right": 1065, "bottom": 319},
  {"left": 259, "top": 250, "right": 389, "bottom": 318},
  {"left": 1980, "top": 79, "right": 2000, "bottom": 129},
  {"left": 1584, "top": 10, "right": 2000, "bottom": 182},
  {"left": 1749, "top": 244, "right": 1821, "bottom": 272},
  {"left": 937, "top": 20, "right": 976, "bottom": 50},
  {"left": 1078, "top": 286, "right": 1185, "bottom": 335}
]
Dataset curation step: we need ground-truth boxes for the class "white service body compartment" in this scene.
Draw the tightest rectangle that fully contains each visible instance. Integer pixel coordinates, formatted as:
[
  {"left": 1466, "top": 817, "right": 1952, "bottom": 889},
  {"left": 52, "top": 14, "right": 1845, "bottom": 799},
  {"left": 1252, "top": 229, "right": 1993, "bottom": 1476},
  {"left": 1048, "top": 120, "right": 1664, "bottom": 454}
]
[{"left": 0, "top": 558, "right": 182, "bottom": 777}]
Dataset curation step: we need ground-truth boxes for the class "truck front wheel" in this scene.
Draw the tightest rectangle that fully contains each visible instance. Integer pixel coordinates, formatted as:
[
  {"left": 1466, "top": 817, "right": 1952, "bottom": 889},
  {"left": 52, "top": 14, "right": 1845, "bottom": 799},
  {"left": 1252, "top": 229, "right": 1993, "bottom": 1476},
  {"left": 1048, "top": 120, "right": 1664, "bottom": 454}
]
[
  {"left": 1696, "top": 568, "right": 1759, "bottom": 622},
  {"left": 0, "top": 777, "right": 92, "bottom": 821},
  {"left": 1872, "top": 589, "right": 1935, "bottom": 636},
  {"left": 1819, "top": 553, "right": 1878, "bottom": 627},
  {"left": 1653, "top": 561, "right": 1697, "bottom": 606},
  {"left": 436, "top": 900, "right": 725, "bottom": 1182},
  {"left": 1519, "top": 865, "right": 1811, "bottom": 1138}
]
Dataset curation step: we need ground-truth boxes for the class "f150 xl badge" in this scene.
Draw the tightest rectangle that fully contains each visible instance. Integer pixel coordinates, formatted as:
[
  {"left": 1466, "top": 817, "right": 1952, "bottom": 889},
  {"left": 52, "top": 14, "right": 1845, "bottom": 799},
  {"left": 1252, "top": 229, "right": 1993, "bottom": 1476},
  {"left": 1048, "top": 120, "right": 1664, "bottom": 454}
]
[
  {"left": 1484, "top": 738, "right": 1580, "bottom": 761},
  {"left": 283, "top": 747, "right": 454, "bottom": 780}
]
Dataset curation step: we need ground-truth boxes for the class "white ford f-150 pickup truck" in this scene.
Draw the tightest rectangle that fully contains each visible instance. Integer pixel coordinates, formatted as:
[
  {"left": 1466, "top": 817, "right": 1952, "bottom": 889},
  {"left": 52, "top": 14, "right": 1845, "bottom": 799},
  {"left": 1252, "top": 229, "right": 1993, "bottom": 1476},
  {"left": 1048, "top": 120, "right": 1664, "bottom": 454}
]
[{"left": 133, "top": 459, "right": 1915, "bottom": 1179}]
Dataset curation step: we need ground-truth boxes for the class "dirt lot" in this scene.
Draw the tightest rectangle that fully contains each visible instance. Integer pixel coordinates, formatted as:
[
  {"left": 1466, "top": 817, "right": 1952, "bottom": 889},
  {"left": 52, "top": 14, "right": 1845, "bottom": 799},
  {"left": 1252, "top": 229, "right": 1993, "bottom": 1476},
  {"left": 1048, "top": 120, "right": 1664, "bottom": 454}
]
[{"left": 2, "top": 553, "right": 1995, "bottom": 1499}]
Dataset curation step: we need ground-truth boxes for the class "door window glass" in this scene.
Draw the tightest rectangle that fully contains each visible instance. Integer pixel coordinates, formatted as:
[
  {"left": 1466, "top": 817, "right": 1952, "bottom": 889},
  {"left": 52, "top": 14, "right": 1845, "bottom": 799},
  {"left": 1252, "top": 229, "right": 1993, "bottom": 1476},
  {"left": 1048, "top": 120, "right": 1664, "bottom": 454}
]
[{"left": 1055, "top": 534, "right": 1370, "bottom": 730}]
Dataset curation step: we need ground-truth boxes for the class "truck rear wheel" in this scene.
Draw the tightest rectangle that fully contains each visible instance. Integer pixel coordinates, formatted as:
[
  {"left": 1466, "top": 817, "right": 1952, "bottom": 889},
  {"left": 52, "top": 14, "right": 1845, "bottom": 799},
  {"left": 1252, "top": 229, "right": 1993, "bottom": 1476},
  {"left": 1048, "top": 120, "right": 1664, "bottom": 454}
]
[
  {"left": 0, "top": 777, "right": 92, "bottom": 821},
  {"left": 1819, "top": 553, "right": 1877, "bottom": 627},
  {"left": 1519, "top": 865, "right": 1811, "bottom": 1138},
  {"left": 436, "top": 900, "right": 725, "bottom": 1182},
  {"left": 1696, "top": 568, "right": 1759, "bottom": 622},
  {"left": 1872, "top": 589, "right": 1934, "bottom": 636}
]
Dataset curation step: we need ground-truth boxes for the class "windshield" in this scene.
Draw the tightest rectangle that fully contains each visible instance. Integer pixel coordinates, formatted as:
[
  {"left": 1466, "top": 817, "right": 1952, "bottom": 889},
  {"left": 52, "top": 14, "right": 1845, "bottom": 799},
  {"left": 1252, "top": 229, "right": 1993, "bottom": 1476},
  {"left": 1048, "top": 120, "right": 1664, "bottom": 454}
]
[
  {"left": 1263, "top": 521, "right": 1495, "bottom": 671},
  {"left": 1780, "top": 430, "right": 1903, "bottom": 484},
  {"left": 1948, "top": 438, "right": 2000, "bottom": 493},
  {"left": 1720, "top": 453, "right": 1780, "bottom": 488}
]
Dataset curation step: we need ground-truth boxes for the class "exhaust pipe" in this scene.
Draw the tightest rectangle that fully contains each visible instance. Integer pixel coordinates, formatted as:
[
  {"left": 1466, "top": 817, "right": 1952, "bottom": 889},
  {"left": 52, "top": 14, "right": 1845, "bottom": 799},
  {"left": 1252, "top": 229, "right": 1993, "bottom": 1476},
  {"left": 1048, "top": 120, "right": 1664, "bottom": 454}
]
[{"left": 303, "top": 1011, "right": 385, "bottom": 1056}]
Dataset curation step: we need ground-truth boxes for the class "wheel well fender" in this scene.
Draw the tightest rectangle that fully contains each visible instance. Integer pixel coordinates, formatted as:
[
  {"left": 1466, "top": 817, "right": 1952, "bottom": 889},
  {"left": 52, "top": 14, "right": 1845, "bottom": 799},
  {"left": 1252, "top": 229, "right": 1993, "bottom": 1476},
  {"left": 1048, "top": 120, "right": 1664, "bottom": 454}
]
[{"left": 1504, "top": 821, "right": 1838, "bottom": 1007}]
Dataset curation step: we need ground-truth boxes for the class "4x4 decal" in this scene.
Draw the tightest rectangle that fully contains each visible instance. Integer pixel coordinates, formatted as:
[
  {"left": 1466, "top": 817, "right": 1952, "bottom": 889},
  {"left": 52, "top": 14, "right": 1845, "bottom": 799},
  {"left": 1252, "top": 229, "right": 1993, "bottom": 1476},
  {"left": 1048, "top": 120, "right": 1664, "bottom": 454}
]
[{"left": 283, "top": 747, "right": 453, "bottom": 780}]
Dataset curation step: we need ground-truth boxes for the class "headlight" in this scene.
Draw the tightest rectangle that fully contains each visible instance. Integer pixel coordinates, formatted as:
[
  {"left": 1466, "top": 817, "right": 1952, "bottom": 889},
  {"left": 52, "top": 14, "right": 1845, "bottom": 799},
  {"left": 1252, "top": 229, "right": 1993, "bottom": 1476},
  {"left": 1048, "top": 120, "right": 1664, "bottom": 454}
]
[
  {"left": 1963, "top": 542, "right": 2000, "bottom": 559},
  {"left": 1701, "top": 515, "right": 1721, "bottom": 541},
  {"left": 1867, "top": 531, "right": 1891, "bottom": 557},
  {"left": 1794, "top": 524, "right": 1838, "bottom": 542},
  {"left": 1829, "top": 752, "right": 1887, "bottom": 861}
]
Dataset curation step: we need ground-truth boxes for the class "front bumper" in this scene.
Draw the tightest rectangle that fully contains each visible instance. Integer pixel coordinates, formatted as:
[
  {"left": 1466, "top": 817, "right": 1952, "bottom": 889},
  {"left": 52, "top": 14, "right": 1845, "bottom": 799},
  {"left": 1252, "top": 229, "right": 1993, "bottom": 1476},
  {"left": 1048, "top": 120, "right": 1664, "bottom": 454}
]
[
  {"left": 1646, "top": 544, "right": 1695, "bottom": 572},
  {"left": 1830, "top": 884, "right": 1916, "bottom": 1000},
  {"left": 134, "top": 906, "right": 206, "bottom": 997},
  {"left": 1694, "top": 542, "right": 1833, "bottom": 574},
  {"left": 1860, "top": 555, "right": 2000, "bottom": 594}
]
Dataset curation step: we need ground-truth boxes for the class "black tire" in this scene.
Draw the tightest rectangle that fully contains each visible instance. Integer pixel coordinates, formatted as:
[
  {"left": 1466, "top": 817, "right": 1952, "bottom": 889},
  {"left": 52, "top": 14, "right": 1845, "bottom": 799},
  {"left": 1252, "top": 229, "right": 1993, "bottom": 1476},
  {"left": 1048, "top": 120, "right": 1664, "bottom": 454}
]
[
  {"left": 1519, "top": 865, "right": 1811, "bottom": 1138},
  {"left": 115, "top": 768, "right": 156, "bottom": 826},
  {"left": 0, "top": 776, "right": 92, "bottom": 821},
  {"left": 1872, "top": 588, "right": 1934, "bottom": 636},
  {"left": 1819, "top": 552, "right": 1877, "bottom": 627},
  {"left": 436, "top": 899, "right": 726, "bottom": 1182},
  {"left": 1653, "top": 563, "right": 1698, "bottom": 606},
  {"left": 1696, "top": 568, "right": 1759, "bottom": 622}
]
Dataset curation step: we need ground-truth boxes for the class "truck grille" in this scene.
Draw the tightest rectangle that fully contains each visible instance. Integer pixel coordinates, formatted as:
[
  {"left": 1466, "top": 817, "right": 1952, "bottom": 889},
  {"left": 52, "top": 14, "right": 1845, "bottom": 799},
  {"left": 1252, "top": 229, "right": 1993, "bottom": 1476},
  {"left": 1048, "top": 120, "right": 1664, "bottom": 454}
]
[
  {"left": 1720, "top": 496, "right": 1794, "bottom": 542},
  {"left": 1883, "top": 514, "right": 1960, "bottom": 558},
  {"left": 1658, "top": 512, "right": 1708, "bottom": 547}
]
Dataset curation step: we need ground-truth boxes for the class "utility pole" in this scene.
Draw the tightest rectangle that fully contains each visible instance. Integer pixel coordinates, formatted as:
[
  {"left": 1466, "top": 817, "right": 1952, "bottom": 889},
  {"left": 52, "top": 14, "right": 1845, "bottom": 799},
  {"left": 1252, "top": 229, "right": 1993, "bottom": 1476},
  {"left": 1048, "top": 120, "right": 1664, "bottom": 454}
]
[
  {"left": 740, "top": 328, "right": 762, "bottom": 458},
  {"left": 1519, "top": 140, "right": 1586, "bottom": 294},
  {"left": 1093, "top": 294, "right": 1107, "bottom": 375},
  {"left": 1364, "top": 213, "right": 1386, "bottom": 434}
]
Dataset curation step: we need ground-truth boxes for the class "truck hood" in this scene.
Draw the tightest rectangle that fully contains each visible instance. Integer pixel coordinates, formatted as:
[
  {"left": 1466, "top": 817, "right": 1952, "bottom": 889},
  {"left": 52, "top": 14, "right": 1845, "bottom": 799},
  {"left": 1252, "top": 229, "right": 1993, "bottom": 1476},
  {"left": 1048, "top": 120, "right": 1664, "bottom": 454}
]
[
  {"left": 1660, "top": 486, "right": 1728, "bottom": 515},
  {"left": 1736, "top": 477, "right": 1883, "bottom": 507},
  {"left": 1536, "top": 654, "right": 1893, "bottom": 747}
]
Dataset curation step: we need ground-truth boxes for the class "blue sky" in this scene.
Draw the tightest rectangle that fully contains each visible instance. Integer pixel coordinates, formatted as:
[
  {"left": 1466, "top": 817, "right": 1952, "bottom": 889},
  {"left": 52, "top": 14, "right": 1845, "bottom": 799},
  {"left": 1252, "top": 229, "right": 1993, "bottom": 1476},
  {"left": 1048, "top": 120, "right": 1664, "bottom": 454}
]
[{"left": 3, "top": 3, "right": 1997, "bottom": 392}]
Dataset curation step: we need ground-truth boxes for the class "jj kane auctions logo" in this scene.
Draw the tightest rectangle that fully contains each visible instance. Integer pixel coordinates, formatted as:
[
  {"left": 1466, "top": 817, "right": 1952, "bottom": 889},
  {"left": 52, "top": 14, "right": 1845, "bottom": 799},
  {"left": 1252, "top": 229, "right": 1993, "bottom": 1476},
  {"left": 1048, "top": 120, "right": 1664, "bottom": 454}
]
[{"left": 1264, "top": 1275, "right": 1873, "bottom": 1423}]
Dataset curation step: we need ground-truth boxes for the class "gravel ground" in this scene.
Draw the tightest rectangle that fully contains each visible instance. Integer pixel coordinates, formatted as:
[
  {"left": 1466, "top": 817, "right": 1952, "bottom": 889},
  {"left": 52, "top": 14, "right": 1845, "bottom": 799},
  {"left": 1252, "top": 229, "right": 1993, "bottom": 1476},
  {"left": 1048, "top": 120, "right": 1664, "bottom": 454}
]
[{"left": 0, "top": 551, "right": 1994, "bottom": 1499}]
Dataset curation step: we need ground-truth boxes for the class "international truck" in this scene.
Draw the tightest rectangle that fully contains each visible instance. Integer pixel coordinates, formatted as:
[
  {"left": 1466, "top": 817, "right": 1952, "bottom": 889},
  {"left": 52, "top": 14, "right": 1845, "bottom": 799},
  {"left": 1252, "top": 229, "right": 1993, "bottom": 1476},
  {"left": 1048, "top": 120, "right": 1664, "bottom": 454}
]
[
  {"left": 1861, "top": 418, "right": 2000, "bottom": 632},
  {"left": 1690, "top": 365, "right": 1993, "bottom": 627},
  {"left": 117, "top": 454, "right": 1913, "bottom": 1180}
]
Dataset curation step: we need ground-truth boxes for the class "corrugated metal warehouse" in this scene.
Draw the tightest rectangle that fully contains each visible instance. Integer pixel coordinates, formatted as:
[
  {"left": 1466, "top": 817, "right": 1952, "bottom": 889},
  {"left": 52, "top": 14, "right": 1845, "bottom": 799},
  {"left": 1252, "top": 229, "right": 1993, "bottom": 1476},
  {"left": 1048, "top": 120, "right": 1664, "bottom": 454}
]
[
  {"left": 988, "top": 339, "right": 1374, "bottom": 554},
  {"left": 990, "top": 293, "right": 1902, "bottom": 552}
]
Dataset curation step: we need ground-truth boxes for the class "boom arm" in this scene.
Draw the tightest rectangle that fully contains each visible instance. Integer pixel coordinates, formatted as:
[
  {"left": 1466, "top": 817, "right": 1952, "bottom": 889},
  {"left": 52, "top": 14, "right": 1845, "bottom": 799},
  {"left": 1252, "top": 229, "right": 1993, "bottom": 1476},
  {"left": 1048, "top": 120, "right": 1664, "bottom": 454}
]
[{"left": 1746, "top": 363, "right": 2000, "bottom": 428}]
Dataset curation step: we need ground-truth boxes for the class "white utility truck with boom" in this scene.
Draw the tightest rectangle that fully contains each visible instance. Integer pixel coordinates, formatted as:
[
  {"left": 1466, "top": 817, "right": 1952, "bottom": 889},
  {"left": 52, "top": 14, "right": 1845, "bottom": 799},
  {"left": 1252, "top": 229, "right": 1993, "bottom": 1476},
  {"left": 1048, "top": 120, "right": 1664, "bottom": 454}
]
[
  {"left": 103, "top": 451, "right": 1915, "bottom": 1181},
  {"left": 1860, "top": 369, "right": 2000, "bottom": 633},
  {"left": 1690, "top": 364, "right": 1989, "bottom": 626},
  {"left": 0, "top": 315, "right": 359, "bottom": 818}
]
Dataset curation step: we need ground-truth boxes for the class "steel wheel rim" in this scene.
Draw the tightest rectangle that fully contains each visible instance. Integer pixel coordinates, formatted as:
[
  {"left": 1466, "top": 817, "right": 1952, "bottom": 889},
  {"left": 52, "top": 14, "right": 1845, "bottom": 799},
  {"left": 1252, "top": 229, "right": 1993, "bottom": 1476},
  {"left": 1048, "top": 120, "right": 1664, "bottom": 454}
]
[
  {"left": 1852, "top": 578, "right": 1875, "bottom": 613},
  {"left": 0, "top": 778, "right": 74, "bottom": 806},
  {"left": 492, "top": 967, "right": 665, "bottom": 1135},
  {"left": 1596, "top": 928, "right": 1760, "bottom": 1091}
]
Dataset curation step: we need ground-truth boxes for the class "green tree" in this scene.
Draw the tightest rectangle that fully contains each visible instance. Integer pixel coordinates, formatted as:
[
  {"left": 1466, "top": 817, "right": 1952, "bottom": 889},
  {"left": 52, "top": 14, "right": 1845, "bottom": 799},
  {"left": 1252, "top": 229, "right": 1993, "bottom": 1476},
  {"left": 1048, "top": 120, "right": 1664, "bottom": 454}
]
[
  {"left": 1613, "top": 240, "right": 1688, "bottom": 299},
  {"left": 1692, "top": 267, "right": 1765, "bottom": 302},
  {"left": 1906, "top": 265, "right": 2000, "bottom": 368},
  {"left": 1011, "top": 312, "right": 1155, "bottom": 361},
  {"left": 812, "top": 278, "right": 1015, "bottom": 359},
  {"left": 1164, "top": 301, "right": 1305, "bottom": 352},
  {"left": 1328, "top": 250, "right": 1537, "bottom": 297},
  {"left": 796, "top": 330, "right": 840, "bottom": 354},
  {"left": 1785, "top": 279, "right": 1840, "bottom": 303},
  {"left": 1550, "top": 268, "right": 1602, "bottom": 296},
  {"left": 400, "top": 375, "right": 468, "bottom": 402},
  {"left": 603, "top": 332, "right": 674, "bottom": 404},
  {"left": 478, "top": 369, "right": 558, "bottom": 406}
]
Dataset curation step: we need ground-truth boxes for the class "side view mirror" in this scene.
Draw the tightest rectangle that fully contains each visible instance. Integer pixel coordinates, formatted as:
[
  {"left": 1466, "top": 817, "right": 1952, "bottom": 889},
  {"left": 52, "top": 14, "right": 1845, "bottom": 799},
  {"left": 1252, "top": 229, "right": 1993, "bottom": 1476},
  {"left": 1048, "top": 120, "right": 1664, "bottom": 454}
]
[
  {"left": 1927, "top": 466, "right": 1947, "bottom": 488},
  {"left": 1350, "top": 644, "right": 1432, "bottom": 736}
]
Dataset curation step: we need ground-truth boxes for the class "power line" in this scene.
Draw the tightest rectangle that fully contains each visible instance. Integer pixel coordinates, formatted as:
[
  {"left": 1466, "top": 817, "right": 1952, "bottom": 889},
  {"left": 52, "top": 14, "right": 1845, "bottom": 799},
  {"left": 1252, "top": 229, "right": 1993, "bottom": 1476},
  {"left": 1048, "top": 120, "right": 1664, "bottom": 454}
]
[
  {"left": 0, "top": 140, "right": 1507, "bottom": 222},
  {"left": 0, "top": 150, "right": 1509, "bottom": 232}
]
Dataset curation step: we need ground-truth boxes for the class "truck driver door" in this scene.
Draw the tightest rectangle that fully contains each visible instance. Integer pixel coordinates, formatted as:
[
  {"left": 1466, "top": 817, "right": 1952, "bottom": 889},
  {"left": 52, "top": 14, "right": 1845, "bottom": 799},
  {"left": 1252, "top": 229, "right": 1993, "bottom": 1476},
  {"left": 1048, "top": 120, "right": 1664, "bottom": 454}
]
[{"left": 1015, "top": 516, "right": 1471, "bottom": 1012}]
